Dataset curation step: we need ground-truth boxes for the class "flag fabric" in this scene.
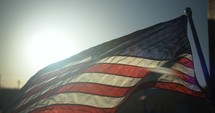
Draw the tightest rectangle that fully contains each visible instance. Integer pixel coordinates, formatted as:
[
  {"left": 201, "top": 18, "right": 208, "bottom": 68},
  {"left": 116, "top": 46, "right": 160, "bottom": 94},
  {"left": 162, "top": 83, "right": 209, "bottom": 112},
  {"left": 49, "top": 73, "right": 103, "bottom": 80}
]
[{"left": 5, "top": 15, "right": 205, "bottom": 113}]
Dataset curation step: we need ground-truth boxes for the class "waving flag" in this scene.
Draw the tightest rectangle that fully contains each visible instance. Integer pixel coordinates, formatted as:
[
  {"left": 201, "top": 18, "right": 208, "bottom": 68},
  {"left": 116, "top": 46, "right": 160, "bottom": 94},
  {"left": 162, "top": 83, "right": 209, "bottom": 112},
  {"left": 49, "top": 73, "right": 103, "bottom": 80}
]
[{"left": 4, "top": 15, "right": 205, "bottom": 113}]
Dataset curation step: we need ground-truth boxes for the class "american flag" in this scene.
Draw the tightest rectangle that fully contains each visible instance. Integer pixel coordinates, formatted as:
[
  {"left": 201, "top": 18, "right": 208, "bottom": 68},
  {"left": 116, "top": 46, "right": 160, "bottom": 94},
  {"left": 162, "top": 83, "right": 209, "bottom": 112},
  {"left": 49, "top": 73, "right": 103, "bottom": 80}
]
[{"left": 4, "top": 15, "right": 205, "bottom": 113}]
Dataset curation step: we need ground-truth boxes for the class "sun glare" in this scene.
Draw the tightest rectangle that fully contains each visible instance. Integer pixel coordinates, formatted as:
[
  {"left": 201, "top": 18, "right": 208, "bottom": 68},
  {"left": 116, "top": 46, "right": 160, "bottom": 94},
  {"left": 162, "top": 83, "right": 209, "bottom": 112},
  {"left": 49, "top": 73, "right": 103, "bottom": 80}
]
[{"left": 26, "top": 28, "right": 75, "bottom": 68}]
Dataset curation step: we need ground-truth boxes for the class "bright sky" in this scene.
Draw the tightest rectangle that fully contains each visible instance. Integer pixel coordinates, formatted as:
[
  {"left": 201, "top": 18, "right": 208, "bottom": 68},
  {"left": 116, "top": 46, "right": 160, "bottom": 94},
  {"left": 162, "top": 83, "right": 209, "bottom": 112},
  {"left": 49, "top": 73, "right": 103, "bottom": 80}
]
[{"left": 0, "top": 0, "right": 208, "bottom": 88}]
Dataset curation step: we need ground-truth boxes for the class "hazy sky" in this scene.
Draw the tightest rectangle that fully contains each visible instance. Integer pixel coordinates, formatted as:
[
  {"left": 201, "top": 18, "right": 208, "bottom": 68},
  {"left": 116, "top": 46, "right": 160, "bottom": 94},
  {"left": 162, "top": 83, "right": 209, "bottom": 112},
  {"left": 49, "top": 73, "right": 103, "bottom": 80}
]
[{"left": 0, "top": 0, "right": 208, "bottom": 88}]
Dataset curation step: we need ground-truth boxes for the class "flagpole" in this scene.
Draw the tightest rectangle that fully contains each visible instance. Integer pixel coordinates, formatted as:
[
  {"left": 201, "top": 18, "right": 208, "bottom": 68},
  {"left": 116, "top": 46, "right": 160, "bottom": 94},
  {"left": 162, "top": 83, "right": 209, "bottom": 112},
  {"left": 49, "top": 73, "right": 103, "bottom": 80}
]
[
  {"left": 185, "top": 7, "right": 212, "bottom": 97},
  {"left": 208, "top": 0, "right": 215, "bottom": 111}
]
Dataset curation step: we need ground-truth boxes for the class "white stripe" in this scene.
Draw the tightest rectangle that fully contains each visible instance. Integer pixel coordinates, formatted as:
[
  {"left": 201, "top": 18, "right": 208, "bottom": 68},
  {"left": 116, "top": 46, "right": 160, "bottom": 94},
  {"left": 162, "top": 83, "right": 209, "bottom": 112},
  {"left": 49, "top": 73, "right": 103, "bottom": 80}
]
[
  {"left": 23, "top": 93, "right": 124, "bottom": 113},
  {"left": 15, "top": 73, "right": 141, "bottom": 109},
  {"left": 158, "top": 74, "right": 201, "bottom": 91},
  {"left": 171, "top": 63, "right": 194, "bottom": 77},
  {"left": 69, "top": 73, "right": 141, "bottom": 87},
  {"left": 45, "top": 57, "right": 92, "bottom": 76},
  {"left": 180, "top": 54, "right": 192, "bottom": 60},
  {"left": 142, "top": 65, "right": 199, "bottom": 91},
  {"left": 97, "top": 56, "right": 167, "bottom": 68},
  {"left": 148, "top": 67, "right": 175, "bottom": 75},
  {"left": 65, "top": 57, "right": 92, "bottom": 67},
  {"left": 141, "top": 73, "right": 201, "bottom": 92}
]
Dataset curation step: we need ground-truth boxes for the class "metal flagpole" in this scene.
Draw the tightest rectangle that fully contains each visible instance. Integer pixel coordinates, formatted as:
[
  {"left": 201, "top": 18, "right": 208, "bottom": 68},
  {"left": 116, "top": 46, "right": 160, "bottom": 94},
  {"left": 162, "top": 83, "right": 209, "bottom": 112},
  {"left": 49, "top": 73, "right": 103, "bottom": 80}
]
[
  {"left": 184, "top": 8, "right": 215, "bottom": 111},
  {"left": 208, "top": 0, "right": 215, "bottom": 111},
  {"left": 184, "top": 7, "right": 211, "bottom": 90}
]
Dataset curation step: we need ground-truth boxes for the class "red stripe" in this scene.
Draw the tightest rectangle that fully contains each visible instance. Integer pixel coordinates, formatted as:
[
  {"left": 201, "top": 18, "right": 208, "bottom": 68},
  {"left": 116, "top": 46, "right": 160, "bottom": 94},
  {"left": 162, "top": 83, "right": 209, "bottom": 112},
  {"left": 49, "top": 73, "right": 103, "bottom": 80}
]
[
  {"left": 30, "top": 105, "right": 117, "bottom": 113},
  {"left": 177, "top": 57, "right": 193, "bottom": 69},
  {"left": 139, "top": 81, "right": 205, "bottom": 98},
  {"left": 54, "top": 83, "right": 130, "bottom": 97},
  {"left": 85, "top": 63, "right": 150, "bottom": 78},
  {"left": 155, "top": 82, "right": 205, "bottom": 98},
  {"left": 38, "top": 83, "right": 130, "bottom": 101},
  {"left": 86, "top": 63, "right": 196, "bottom": 84}
]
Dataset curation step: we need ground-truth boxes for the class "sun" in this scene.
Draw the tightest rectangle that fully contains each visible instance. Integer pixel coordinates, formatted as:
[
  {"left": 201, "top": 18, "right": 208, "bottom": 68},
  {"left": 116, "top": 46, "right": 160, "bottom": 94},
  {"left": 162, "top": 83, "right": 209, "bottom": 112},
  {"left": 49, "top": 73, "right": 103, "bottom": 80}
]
[{"left": 26, "top": 28, "right": 76, "bottom": 69}]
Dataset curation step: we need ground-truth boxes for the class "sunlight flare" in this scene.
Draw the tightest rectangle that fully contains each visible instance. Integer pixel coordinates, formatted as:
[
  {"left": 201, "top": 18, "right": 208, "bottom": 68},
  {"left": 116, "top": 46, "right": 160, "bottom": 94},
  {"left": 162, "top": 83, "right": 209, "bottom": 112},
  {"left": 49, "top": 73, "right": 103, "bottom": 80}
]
[{"left": 26, "top": 28, "right": 75, "bottom": 68}]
